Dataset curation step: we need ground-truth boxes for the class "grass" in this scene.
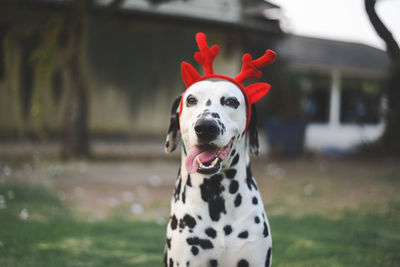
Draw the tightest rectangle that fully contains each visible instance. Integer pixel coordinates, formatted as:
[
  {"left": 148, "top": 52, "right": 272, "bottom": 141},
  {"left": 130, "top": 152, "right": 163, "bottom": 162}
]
[
  {"left": 1, "top": 182, "right": 400, "bottom": 267},
  {"left": 270, "top": 212, "right": 400, "bottom": 266},
  {"left": 0, "top": 183, "right": 165, "bottom": 267}
]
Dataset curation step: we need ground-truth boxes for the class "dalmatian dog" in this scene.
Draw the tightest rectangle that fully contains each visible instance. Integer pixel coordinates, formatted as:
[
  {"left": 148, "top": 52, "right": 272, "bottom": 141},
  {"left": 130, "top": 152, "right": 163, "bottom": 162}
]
[{"left": 164, "top": 33, "right": 276, "bottom": 267}]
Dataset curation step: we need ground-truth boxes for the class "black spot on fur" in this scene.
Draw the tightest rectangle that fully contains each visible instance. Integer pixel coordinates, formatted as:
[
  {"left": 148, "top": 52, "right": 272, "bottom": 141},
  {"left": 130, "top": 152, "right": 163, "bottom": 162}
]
[
  {"left": 220, "top": 97, "right": 226, "bottom": 106},
  {"left": 238, "top": 231, "right": 249, "bottom": 239},
  {"left": 263, "top": 222, "right": 269, "bottom": 237},
  {"left": 180, "top": 214, "right": 196, "bottom": 229},
  {"left": 182, "top": 143, "right": 187, "bottom": 155},
  {"left": 223, "top": 225, "right": 232, "bottom": 235},
  {"left": 265, "top": 247, "right": 272, "bottom": 267},
  {"left": 200, "top": 174, "right": 226, "bottom": 221},
  {"left": 179, "top": 219, "right": 186, "bottom": 229},
  {"left": 166, "top": 140, "right": 170, "bottom": 148},
  {"left": 255, "top": 216, "right": 260, "bottom": 224},
  {"left": 197, "top": 215, "right": 202, "bottom": 220},
  {"left": 246, "top": 164, "right": 258, "bottom": 191},
  {"left": 252, "top": 197, "right": 258, "bottom": 205},
  {"left": 209, "top": 259, "right": 218, "bottom": 267},
  {"left": 182, "top": 185, "right": 187, "bottom": 204},
  {"left": 170, "top": 215, "right": 178, "bottom": 230},
  {"left": 216, "top": 120, "right": 225, "bottom": 132},
  {"left": 206, "top": 99, "right": 212, "bottom": 106},
  {"left": 174, "top": 178, "right": 182, "bottom": 202},
  {"left": 205, "top": 227, "right": 217, "bottom": 239},
  {"left": 237, "top": 259, "right": 249, "bottom": 267},
  {"left": 187, "top": 174, "right": 192, "bottom": 187},
  {"left": 166, "top": 238, "right": 171, "bottom": 249},
  {"left": 231, "top": 154, "right": 239, "bottom": 166},
  {"left": 229, "top": 180, "right": 239, "bottom": 194},
  {"left": 211, "top": 112, "right": 220, "bottom": 118},
  {"left": 186, "top": 261, "right": 190, "bottom": 267},
  {"left": 234, "top": 194, "right": 242, "bottom": 207},
  {"left": 186, "top": 237, "right": 214, "bottom": 249},
  {"left": 230, "top": 149, "right": 236, "bottom": 157},
  {"left": 191, "top": 246, "right": 199, "bottom": 255},
  {"left": 169, "top": 258, "right": 174, "bottom": 267},
  {"left": 225, "top": 169, "right": 237, "bottom": 179}
]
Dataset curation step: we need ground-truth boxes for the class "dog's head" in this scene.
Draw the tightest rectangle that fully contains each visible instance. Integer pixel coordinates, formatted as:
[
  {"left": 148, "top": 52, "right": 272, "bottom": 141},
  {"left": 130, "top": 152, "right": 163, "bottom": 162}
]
[
  {"left": 165, "top": 32, "right": 275, "bottom": 175},
  {"left": 166, "top": 80, "right": 259, "bottom": 175}
]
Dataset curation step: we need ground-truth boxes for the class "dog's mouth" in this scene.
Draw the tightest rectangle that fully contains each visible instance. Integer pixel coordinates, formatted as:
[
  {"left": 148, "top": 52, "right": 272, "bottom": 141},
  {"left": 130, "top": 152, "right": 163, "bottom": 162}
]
[{"left": 185, "top": 139, "right": 233, "bottom": 175}]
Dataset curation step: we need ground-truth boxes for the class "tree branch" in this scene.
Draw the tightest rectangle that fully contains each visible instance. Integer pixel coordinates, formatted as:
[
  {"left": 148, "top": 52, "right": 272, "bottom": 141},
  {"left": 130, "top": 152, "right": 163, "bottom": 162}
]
[{"left": 365, "top": 0, "right": 400, "bottom": 61}]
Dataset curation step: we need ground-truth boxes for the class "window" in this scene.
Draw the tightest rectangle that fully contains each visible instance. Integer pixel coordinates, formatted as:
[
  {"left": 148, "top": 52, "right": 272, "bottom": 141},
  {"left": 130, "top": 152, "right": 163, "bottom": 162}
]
[
  {"left": 340, "top": 77, "right": 383, "bottom": 124},
  {"left": 303, "top": 74, "right": 331, "bottom": 123}
]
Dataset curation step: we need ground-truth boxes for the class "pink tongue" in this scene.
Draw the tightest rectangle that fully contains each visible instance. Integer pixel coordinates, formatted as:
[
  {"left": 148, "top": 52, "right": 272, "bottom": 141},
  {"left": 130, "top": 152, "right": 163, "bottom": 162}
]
[{"left": 185, "top": 146, "right": 218, "bottom": 174}]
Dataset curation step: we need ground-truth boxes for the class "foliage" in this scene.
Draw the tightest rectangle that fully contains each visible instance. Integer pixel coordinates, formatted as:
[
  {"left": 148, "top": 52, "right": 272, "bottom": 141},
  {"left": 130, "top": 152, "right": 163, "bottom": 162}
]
[{"left": 30, "top": 15, "right": 67, "bottom": 140}]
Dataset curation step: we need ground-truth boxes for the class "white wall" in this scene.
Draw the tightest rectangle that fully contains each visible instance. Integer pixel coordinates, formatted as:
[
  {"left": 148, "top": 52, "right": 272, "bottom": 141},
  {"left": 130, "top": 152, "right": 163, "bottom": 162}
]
[{"left": 305, "top": 123, "right": 384, "bottom": 152}]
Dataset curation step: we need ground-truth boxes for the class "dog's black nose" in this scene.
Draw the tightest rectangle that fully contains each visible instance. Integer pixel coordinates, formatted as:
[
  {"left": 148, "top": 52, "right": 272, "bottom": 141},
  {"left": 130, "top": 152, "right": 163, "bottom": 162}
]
[{"left": 195, "top": 119, "right": 220, "bottom": 142}]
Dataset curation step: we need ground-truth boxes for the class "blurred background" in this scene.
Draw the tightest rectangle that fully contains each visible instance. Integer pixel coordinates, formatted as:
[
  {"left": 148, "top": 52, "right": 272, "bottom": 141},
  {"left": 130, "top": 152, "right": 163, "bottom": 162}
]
[{"left": 0, "top": 0, "right": 399, "bottom": 266}]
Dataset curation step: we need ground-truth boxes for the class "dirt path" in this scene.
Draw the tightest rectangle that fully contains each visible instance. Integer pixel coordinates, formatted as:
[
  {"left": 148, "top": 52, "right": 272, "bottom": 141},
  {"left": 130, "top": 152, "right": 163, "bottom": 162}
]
[{"left": 1, "top": 151, "right": 399, "bottom": 220}]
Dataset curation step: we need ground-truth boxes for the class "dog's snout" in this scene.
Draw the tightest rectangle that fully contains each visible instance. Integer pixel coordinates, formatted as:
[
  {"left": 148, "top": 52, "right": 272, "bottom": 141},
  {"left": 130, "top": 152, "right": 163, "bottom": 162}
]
[{"left": 194, "top": 119, "right": 220, "bottom": 142}]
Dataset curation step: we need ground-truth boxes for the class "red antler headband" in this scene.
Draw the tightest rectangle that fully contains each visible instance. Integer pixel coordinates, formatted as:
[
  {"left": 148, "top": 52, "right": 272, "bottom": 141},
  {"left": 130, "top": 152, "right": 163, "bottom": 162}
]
[{"left": 179, "top": 32, "right": 276, "bottom": 135}]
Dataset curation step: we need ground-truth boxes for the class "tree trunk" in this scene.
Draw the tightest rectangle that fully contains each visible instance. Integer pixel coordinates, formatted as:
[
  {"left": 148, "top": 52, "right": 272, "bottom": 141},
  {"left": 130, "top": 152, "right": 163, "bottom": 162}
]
[
  {"left": 61, "top": 0, "right": 90, "bottom": 158},
  {"left": 365, "top": 0, "right": 400, "bottom": 155}
]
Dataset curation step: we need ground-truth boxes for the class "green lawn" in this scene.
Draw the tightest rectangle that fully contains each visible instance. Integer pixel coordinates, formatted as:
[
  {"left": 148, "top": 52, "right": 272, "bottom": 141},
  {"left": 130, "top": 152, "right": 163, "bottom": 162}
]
[{"left": 1, "top": 182, "right": 399, "bottom": 267}]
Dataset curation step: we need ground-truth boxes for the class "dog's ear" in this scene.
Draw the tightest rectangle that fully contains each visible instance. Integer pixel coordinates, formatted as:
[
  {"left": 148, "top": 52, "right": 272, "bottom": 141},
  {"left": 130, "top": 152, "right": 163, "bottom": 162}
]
[
  {"left": 248, "top": 104, "right": 259, "bottom": 156},
  {"left": 165, "top": 95, "right": 182, "bottom": 153}
]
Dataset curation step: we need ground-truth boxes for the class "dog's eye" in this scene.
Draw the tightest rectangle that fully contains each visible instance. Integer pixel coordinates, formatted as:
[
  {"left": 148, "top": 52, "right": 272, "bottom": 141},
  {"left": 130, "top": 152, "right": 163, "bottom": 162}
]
[
  {"left": 186, "top": 95, "right": 198, "bottom": 107},
  {"left": 224, "top": 97, "right": 239, "bottom": 108}
]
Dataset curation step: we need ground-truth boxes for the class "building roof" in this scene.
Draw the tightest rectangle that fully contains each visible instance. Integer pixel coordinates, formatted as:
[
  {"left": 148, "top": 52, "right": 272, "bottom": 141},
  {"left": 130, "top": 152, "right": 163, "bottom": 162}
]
[
  {"left": 275, "top": 35, "right": 390, "bottom": 76},
  {"left": 242, "top": 0, "right": 280, "bottom": 18},
  {"left": 1, "top": 0, "right": 282, "bottom": 33},
  {"left": 120, "top": 0, "right": 281, "bottom": 32}
]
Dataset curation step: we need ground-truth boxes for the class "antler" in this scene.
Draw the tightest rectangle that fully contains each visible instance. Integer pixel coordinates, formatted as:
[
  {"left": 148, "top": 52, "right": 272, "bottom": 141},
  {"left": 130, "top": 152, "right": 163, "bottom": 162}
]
[
  {"left": 235, "top": 50, "right": 276, "bottom": 84},
  {"left": 194, "top": 32, "right": 220, "bottom": 75}
]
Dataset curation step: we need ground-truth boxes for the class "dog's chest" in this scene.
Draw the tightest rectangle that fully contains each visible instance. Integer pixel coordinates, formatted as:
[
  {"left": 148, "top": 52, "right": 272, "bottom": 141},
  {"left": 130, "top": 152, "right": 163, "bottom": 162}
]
[{"left": 166, "top": 166, "right": 271, "bottom": 267}]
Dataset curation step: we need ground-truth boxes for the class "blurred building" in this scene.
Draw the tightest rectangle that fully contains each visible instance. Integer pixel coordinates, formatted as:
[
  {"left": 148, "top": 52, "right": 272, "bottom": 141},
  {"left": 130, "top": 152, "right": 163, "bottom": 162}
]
[
  {"left": 0, "top": 0, "right": 390, "bottom": 154},
  {"left": 274, "top": 35, "right": 389, "bottom": 153},
  {"left": 0, "top": 0, "right": 281, "bottom": 139}
]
